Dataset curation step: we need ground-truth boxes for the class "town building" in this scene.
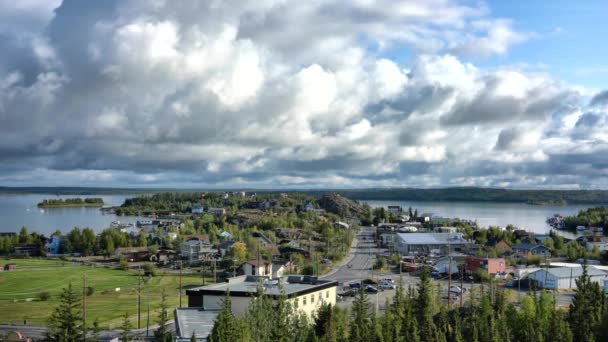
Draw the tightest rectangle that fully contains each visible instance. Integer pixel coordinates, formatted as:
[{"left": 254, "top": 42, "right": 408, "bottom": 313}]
[
  {"left": 394, "top": 233, "right": 471, "bottom": 255},
  {"left": 207, "top": 208, "right": 226, "bottom": 216},
  {"left": 527, "top": 266, "right": 607, "bottom": 290},
  {"left": 465, "top": 257, "right": 506, "bottom": 275},
  {"left": 242, "top": 259, "right": 286, "bottom": 279},
  {"left": 191, "top": 205, "right": 204, "bottom": 214},
  {"left": 512, "top": 243, "right": 550, "bottom": 258},
  {"left": 186, "top": 275, "right": 338, "bottom": 318},
  {"left": 115, "top": 247, "right": 150, "bottom": 262}
]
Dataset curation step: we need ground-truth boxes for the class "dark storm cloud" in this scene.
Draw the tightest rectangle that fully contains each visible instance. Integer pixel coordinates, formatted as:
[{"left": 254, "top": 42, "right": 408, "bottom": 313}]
[{"left": 590, "top": 90, "right": 608, "bottom": 107}]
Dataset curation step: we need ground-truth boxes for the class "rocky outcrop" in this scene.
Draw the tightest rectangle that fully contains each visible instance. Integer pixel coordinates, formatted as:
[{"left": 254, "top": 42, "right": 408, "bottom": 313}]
[{"left": 316, "top": 193, "right": 367, "bottom": 217}]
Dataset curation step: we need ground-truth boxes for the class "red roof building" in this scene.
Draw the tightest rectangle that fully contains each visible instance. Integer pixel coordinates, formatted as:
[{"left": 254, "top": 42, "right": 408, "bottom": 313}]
[{"left": 465, "top": 257, "right": 506, "bottom": 275}]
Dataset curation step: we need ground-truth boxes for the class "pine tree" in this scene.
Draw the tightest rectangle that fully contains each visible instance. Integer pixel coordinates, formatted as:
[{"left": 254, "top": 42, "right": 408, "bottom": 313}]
[
  {"left": 244, "top": 287, "right": 274, "bottom": 342},
  {"left": 154, "top": 288, "right": 172, "bottom": 342},
  {"left": 415, "top": 267, "right": 439, "bottom": 341},
  {"left": 550, "top": 310, "right": 573, "bottom": 342},
  {"left": 210, "top": 296, "right": 250, "bottom": 342},
  {"left": 350, "top": 286, "right": 371, "bottom": 342},
  {"left": 46, "top": 283, "right": 84, "bottom": 342},
  {"left": 120, "top": 312, "right": 132, "bottom": 342},
  {"left": 569, "top": 264, "right": 606, "bottom": 342},
  {"left": 191, "top": 331, "right": 197, "bottom": 342}
]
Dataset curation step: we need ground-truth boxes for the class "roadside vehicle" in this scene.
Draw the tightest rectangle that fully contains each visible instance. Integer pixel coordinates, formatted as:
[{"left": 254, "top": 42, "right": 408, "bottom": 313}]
[
  {"left": 349, "top": 282, "right": 361, "bottom": 289},
  {"left": 380, "top": 282, "right": 396, "bottom": 290},
  {"left": 380, "top": 277, "right": 394, "bottom": 284},
  {"left": 366, "top": 285, "right": 379, "bottom": 293}
]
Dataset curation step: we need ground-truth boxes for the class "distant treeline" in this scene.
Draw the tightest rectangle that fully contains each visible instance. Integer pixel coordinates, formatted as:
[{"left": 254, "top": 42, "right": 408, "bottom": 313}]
[
  {"left": 37, "top": 198, "right": 104, "bottom": 207},
  {"left": 563, "top": 206, "right": 608, "bottom": 231},
  {"left": 308, "top": 187, "right": 608, "bottom": 204}
]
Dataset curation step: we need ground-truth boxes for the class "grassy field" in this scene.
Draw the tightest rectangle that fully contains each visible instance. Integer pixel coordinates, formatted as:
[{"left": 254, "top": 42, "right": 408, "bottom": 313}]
[{"left": 0, "top": 259, "right": 208, "bottom": 329}]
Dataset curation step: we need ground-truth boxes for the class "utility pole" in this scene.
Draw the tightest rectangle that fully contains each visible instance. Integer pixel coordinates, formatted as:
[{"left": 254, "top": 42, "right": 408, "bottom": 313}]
[
  {"left": 179, "top": 260, "right": 183, "bottom": 307},
  {"left": 137, "top": 267, "right": 141, "bottom": 329},
  {"left": 83, "top": 273, "right": 87, "bottom": 342},
  {"left": 447, "top": 236, "right": 452, "bottom": 306}
]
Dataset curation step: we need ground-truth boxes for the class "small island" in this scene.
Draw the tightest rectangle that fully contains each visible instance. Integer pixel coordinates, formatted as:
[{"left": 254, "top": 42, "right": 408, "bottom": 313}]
[{"left": 37, "top": 197, "right": 104, "bottom": 208}]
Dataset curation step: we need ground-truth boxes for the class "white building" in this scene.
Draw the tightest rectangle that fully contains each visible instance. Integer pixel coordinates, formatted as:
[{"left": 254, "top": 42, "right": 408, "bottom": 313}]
[
  {"left": 181, "top": 238, "right": 214, "bottom": 263},
  {"left": 242, "top": 259, "right": 286, "bottom": 279},
  {"left": 394, "top": 233, "right": 471, "bottom": 255},
  {"left": 191, "top": 205, "right": 204, "bottom": 214},
  {"left": 186, "top": 275, "right": 338, "bottom": 318},
  {"left": 527, "top": 266, "right": 607, "bottom": 290},
  {"left": 207, "top": 207, "right": 226, "bottom": 216}
]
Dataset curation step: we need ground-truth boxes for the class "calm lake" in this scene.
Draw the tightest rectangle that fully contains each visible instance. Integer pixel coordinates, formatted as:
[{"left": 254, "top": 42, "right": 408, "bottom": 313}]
[
  {"left": 364, "top": 200, "right": 597, "bottom": 237},
  {"left": 0, "top": 194, "right": 143, "bottom": 235},
  {"left": 0, "top": 194, "right": 599, "bottom": 236}
]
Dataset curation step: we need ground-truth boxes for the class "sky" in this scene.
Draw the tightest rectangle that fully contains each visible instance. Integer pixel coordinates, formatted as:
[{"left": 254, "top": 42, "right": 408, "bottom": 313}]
[{"left": 0, "top": 0, "right": 607, "bottom": 189}]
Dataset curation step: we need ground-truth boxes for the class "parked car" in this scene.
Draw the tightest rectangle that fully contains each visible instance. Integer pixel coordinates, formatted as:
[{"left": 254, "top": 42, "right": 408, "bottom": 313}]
[
  {"left": 366, "top": 285, "right": 379, "bottom": 293},
  {"left": 380, "top": 278, "right": 394, "bottom": 284},
  {"left": 349, "top": 282, "right": 361, "bottom": 289},
  {"left": 362, "top": 279, "right": 378, "bottom": 286},
  {"left": 339, "top": 289, "right": 358, "bottom": 297},
  {"left": 321, "top": 258, "right": 332, "bottom": 264},
  {"left": 449, "top": 286, "right": 463, "bottom": 295},
  {"left": 380, "top": 282, "right": 396, "bottom": 290}
]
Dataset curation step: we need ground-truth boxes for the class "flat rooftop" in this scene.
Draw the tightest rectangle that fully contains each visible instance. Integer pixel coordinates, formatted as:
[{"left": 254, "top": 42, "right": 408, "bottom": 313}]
[
  {"left": 174, "top": 308, "right": 219, "bottom": 340},
  {"left": 396, "top": 233, "right": 470, "bottom": 245},
  {"left": 187, "top": 275, "right": 338, "bottom": 298}
]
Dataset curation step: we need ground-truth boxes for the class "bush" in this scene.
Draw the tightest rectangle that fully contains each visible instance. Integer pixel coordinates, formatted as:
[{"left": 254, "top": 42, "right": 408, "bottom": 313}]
[
  {"left": 38, "top": 291, "right": 51, "bottom": 301},
  {"left": 473, "top": 269, "right": 491, "bottom": 283},
  {"left": 372, "top": 257, "right": 386, "bottom": 270},
  {"left": 85, "top": 286, "right": 94, "bottom": 297},
  {"left": 143, "top": 263, "right": 157, "bottom": 277},
  {"left": 118, "top": 256, "right": 129, "bottom": 270}
]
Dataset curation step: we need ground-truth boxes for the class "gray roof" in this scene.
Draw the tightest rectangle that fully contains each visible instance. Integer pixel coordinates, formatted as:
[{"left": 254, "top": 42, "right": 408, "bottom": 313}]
[
  {"left": 396, "top": 233, "right": 469, "bottom": 245},
  {"left": 174, "top": 308, "right": 219, "bottom": 340},
  {"left": 188, "top": 275, "right": 338, "bottom": 297},
  {"left": 513, "top": 243, "right": 548, "bottom": 251},
  {"left": 533, "top": 266, "right": 607, "bottom": 279}
]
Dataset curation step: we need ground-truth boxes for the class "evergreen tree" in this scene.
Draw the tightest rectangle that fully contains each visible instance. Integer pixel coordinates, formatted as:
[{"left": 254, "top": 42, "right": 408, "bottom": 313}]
[
  {"left": 569, "top": 264, "right": 606, "bottom": 342},
  {"left": 350, "top": 286, "right": 371, "bottom": 342},
  {"left": 91, "top": 319, "right": 101, "bottom": 342},
  {"left": 46, "top": 283, "right": 84, "bottom": 342},
  {"left": 120, "top": 312, "right": 132, "bottom": 342},
  {"left": 154, "top": 288, "right": 172, "bottom": 342},
  {"left": 550, "top": 310, "right": 573, "bottom": 342},
  {"left": 209, "top": 292, "right": 250, "bottom": 342},
  {"left": 191, "top": 331, "right": 197, "bottom": 342},
  {"left": 245, "top": 288, "right": 274, "bottom": 342},
  {"left": 415, "top": 268, "right": 439, "bottom": 341}
]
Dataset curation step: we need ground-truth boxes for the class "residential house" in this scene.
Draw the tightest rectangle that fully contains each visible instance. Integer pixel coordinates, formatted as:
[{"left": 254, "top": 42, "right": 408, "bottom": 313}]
[
  {"left": 115, "top": 247, "right": 150, "bottom": 262},
  {"left": 219, "top": 230, "right": 233, "bottom": 240},
  {"left": 14, "top": 244, "right": 39, "bottom": 257},
  {"left": 243, "top": 259, "right": 277, "bottom": 278},
  {"left": 191, "top": 205, "right": 204, "bottom": 214},
  {"left": 181, "top": 236, "right": 214, "bottom": 263},
  {"left": 46, "top": 236, "right": 61, "bottom": 255},
  {"left": 527, "top": 266, "right": 607, "bottom": 290},
  {"left": 302, "top": 202, "right": 316, "bottom": 212},
  {"left": 186, "top": 275, "right": 338, "bottom": 318},
  {"left": 584, "top": 236, "right": 608, "bottom": 252},
  {"left": 490, "top": 240, "right": 513, "bottom": 255},
  {"left": 512, "top": 243, "right": 550, "bottom": 258},
  {"left": 465, "top": 257, "right": 506, "bottom": 275},
  {"left": 434, "top": 254, "right": 468, "bottom": 274},
  {"left": 258, "top": 200, "right": 277, "bottom": 210},
  {"left": 208, "top": 207, "right": 226, "bottom": 216},
  {"left": 219, "top": 240, "right": 236, "bottom": 257},
  {"left": 418, "top": 213, "right": 433, "bottom": 223}
]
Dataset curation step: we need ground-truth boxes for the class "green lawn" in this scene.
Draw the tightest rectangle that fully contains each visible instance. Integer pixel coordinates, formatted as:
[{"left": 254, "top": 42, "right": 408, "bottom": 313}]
[{"left": 0, "top": 259, "right": 207, "bottom": 329}]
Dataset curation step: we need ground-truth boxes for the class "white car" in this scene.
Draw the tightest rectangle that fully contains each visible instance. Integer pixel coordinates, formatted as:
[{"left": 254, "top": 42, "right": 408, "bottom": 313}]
[
  {"left": 380, "top": 282, "right": 396, "bottom": 290},
  {"left": 380, "top": 278, "right": 394, "bottom": 284},
  {"left": 449, "top": 286, "right": 463, "bottom": 294}
]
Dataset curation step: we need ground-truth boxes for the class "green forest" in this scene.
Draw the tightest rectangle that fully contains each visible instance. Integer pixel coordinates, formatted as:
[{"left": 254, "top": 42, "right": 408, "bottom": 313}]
[
  {"left": 563, "top": 206, "right": 608, "bottom": 231},
  {"left": 37, "top": 198, "right": 104, "bottom": 208}
]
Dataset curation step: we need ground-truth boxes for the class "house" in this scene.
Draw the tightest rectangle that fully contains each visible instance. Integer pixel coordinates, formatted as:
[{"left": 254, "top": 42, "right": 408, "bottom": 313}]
[
  {"left": 394, "top": 233, "right": 471, "bottom": 255},
  {"left": 418, "top": 213, "right": 433, "bottom": 223},
  {"left": 465, "top": 257, "right": 506, "bottom": 275},
  {"left": 4, "top": 263, "right": 17, "bottom": 271},
  {"left": 181, "top": 236, "right": 214, "bottom": 263},
  {"left": 186, "top": 275, "right": 338, "bottom": 318},
  {"left": 174, "top": 308, "right": 219, "bottom": 341},
  {"left": 434, "top": 254, "right": 468, "bottom": 274},
  {"left": 14, "top": 244, "right": 39, "bottom": 257},
  {"left": 388, "top": 205, "right": 402, "bottom": 215},
  {"left": 153, "top": 249, "right": 177, "bottom": 265},
  {"left": 258, "top": 200, "right": 277, "bottom": 210},
  {"left": 115, "top": 247, "right": 150, "bottom": 262},
  {"left": 191, "top": 205, "right": 204, "bottom": 214},
  {"left": 303, "top": 202, "right": 316, "bottom": 212},
  {"left": 491, "top": 240, "right": 513, "bottom": 255},
  {"left": 219, "top": 230, "right": 233, "bottom": 240},
  {"left": 242, "top": 259, "right": 283, "bottom": 278},
  {"left": 46, "top": 236, "right": 61, "bottom": 255},
  {"left": 527, "top": 266, "right": 607, "bottom": 290},
  {"left": 512, "top": 243, "right": 550, "bottom": 258},
  {"left": 584, "top": 236, "right": 608, "bottom": 252},
  {"left": 208, "top": 207, "right": 226, "bottom": 216},
  {"left": 219, "top": 240, "right": 236, "bottom": 257}
]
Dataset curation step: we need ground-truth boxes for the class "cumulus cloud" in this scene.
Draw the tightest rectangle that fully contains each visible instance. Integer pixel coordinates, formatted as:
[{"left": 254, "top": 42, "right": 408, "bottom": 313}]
[{"left": 0, "top": 0, "right": 606, "bottom": 189}]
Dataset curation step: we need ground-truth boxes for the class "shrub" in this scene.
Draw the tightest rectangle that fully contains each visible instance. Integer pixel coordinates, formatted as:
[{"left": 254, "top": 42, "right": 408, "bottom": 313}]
[
  {"left": 143, "top": 263, "right": 157, "bottom": 277},
  {"left": 38, "top": 291, "right": 51, "bottom": 301},
  {"left": 118, "top": 256, "right": 129, "bottom": 270},
  {"left": 85, "top": 286, "right": 94, "bottom": 297}
]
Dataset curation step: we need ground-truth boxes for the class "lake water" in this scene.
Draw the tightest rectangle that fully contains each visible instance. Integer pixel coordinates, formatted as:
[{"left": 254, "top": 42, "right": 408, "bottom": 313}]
[
  {"left": 0, "top": 194, "right": 143, "bottom": 235},
  {"left": 0, "top": 194, "right": 599, "bottom": 237},
  {"left": 364, "top": 200, "right": 597, "bottom": 237}
]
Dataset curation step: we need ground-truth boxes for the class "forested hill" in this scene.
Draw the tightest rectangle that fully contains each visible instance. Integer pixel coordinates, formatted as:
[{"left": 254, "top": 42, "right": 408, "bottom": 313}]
[{"left": 311, "top": 187, "right": 608, "bottom": 204}]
